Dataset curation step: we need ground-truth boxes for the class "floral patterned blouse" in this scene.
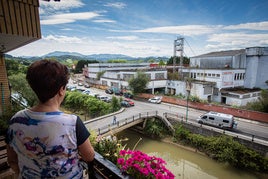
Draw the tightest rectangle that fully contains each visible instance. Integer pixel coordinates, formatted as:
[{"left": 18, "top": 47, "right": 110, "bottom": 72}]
[{"left": 6, "top": 109, "right": 90, "bottom": 179}]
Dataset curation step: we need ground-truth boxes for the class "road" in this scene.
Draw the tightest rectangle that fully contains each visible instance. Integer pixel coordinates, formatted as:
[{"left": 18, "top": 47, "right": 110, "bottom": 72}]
[{"left": 68, "top": 81, "right": 268, "bottom": 141}]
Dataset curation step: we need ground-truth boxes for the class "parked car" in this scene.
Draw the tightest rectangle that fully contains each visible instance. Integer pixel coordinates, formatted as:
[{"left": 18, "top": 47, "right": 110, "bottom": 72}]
[
  {"left": 82, "top": 89, "right": 90, "bottom": 95},
  {"left": 84, "top": 83, "right": 90, "bottom": 88},
  {"left": 67, "top": 85, "right": 76, "bottom": 91},
  {"left": 114, "top": 90, "right": 123, "bottom": 96},
  {"left": 123, "top": 92, "right": 133, "bottom": 99},
  {"left": 123, "top": 98, "right": 134, "bottom": 106},
  {"left": 105, "top": 89, "right": 113, "bottom": 94},
  {"left": 148, "top": 96, "right": 162, "bottom": 104},
  {"left": 88, "top": 93, "right": 99, "bottom": 98},
  {"left": 97, "top": 96, "right": 112, "bottom": 102},
  {"left": 121, "top": 100, "right": 131, "bottom": 107}
]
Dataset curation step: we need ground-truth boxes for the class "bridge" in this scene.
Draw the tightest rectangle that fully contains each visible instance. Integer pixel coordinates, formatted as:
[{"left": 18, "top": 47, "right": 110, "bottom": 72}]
[{"left": 84, "top": 111, "right": 175, "bottom": 137}]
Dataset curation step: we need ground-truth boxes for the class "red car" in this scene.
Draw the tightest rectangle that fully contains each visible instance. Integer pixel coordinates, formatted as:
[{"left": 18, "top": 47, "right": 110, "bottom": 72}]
[{"left": 123, "top": 98, "right": 134, "bottom": 106}]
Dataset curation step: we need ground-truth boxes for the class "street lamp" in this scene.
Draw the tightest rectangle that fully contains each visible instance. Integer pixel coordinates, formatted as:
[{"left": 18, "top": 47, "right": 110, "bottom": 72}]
[
  {"left": 185, "top": 79, "right": 191, "bottom": 122},
  {"left": 186, "top": 89, "right": 190, "bottom": 122}
]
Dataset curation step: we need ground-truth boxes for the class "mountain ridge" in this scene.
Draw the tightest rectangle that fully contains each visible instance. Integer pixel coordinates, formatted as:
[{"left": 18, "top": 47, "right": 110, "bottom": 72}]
[{"left": 7, "top": 51, "right": 170, "bottom": 61}]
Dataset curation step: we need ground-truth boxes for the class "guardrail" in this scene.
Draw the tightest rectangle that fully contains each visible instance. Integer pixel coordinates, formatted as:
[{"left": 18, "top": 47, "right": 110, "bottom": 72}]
[
  {"left": 164, "top": 112, "right": 268, "bottom": 146},
  {"left": 86, "top": 110, "right": 268, "bottom": 147},
  {"left": 85, "top": 111, "right": 159, "bottom": 136}
]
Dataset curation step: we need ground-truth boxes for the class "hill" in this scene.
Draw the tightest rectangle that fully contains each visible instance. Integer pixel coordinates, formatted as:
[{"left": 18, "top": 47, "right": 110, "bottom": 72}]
[{"left": 6, "top": 51, "right": 170, "bottom": 62}]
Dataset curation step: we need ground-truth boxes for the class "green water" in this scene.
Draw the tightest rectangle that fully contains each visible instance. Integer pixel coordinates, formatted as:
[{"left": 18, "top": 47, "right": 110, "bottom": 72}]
[{"left": 116, "top": 130, "right": 266, "bottom": 179}]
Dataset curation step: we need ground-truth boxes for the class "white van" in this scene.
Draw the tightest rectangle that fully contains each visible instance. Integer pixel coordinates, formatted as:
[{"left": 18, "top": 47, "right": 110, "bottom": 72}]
[{"left": 197, "top": 111, "right": 237, "bottom": 129}]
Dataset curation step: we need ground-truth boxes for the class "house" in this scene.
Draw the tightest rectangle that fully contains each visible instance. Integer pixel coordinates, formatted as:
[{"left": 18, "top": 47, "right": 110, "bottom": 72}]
[{"left": 167, "top": 47, "right": 268, "bottom": 106}]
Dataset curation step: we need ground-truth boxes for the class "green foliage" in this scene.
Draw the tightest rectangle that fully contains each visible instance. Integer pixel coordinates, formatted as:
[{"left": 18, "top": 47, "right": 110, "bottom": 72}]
[
  {"left": 245, "top": 89, "right": 268, "bottom": 112},
  {"left": 173, "top": 125, "right": 268, "bottom": 172},
  {"left": 97, "top": 71, "right": 106, "bottom": 80},
  {"left": 173, "top": 125, "right": 191, "bottom": 143},
  {"left": 189, "top": 95, "right": 201, "bottom": 102},
  {"left": 158, "top": 59, "right": 165, "bottom": 67},
  {"left": 0, "top": 105, "right": 24, "bottom": 135},
  {"left": 64, "top": 91, "right": 114, "bottom": 118},
  {"left": 8, "top": 73, "right": 38, "bottom": 106},
  {"left": 144, "top": 118, "right": 171, "bottom": 139},
  {"left": 166, "top": 56, "right": 190, "bottom": 65},
  {"left": 128, "top": 71, "right": 149, "bottom": 94},
  {"left": 167, "top": 72, "right": 179, "bottom": 80},
  {"left": 5, "top": 59, "right": 28, "bottom": 76},
  {"left": 107, "top": 59, "right": 127, "bottom": 63},
  {"left": 74, "top": 60, "right": 99, "bottom": 73},
  {"left": 93, "top": 136, "right": 125, "bottom": 164},
  {"left": 110, "top": 96, "right": 121, "bottom": 112}
]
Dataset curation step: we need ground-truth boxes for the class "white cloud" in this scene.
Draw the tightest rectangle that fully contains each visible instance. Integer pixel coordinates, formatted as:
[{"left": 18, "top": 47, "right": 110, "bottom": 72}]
[
  {"left": 224, "top": 21, "right": 268, "bottom": 31},
  {"left": 43, "top": 35, "right": 83, "bottom": 43},
  {"left": 41, "top": 12, "right": 101, "bottom": 25},
  {"left": 107, "top": 36, "right": 139, "bottom": 40},
  {"left": 39, "top": 0, "right": 85, "bottom": 15},
  {"left": 133, "top": 25, "right": 222, "bottom": 36},
  {"left": 206, "top": 33, "right": 268, "bottom": 51},
  {"left": 207, "top": 33, "right": 268, "bottom": 42},
  {"left": 104, "top": 2, "right": 126, "bottom": 9},
  {"left": 93, "top": 19, "right": 116, "bottom": 23}
]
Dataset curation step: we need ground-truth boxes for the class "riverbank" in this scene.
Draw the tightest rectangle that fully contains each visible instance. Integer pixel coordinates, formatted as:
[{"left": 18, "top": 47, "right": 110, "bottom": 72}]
[{"left": 117, "top": 129, "right": 268, "bottom": 179}]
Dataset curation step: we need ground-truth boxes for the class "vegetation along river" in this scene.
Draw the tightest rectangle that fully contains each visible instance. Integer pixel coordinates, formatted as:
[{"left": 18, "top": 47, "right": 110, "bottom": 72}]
[{"left": 116, "top": 129, "right": 265, "bottom": 179}]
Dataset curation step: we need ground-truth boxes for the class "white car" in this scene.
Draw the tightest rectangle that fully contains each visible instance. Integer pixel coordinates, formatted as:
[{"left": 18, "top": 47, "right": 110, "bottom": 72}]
[
  {"left": 82, "top": 89, "right": 91, "bottom": 95},
  {"left": 97, "top": 95, "right": 112, "bottom": 102},
  {"left": 148, "top": 96, "right": 162, "bottom": 104}
]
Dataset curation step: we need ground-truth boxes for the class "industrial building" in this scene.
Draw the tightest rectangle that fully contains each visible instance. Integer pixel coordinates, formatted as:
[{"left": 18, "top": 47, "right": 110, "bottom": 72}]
[{"left": 167, "top": 47, "right": 268, "bottom": 106}]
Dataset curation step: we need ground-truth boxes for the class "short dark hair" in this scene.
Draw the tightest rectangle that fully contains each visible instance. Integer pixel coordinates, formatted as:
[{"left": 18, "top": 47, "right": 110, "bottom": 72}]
[{"left": 26, "top": 59, "right": 70, "bottom": 103}]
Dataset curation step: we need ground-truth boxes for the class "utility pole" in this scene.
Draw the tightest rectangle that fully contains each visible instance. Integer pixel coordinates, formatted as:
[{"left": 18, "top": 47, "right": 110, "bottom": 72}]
[{"left": 173, "top": 37, "right": 184, "bottom": 79}]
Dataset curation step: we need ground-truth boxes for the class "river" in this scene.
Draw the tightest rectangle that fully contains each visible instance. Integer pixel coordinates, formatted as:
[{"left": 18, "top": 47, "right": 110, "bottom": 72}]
[{"left": 116, "top": 129, "right": 265, "bottom": 179}]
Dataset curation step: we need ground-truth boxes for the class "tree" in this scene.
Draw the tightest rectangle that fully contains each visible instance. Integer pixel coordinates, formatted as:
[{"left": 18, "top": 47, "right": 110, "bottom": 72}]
[
  {"left": 110, "top": 96, "right": 121, "bottom": 112},
  {"left": 128, "top": 71, "right": 149, "bottom": 94},
  {"left": 5, "top": 59, "right": 27, "bottom": 76},
  {"left": 158, "top": 59, "right": 165, "bottom": 67},
  {"left": 8, "top": 73, "right": 38, "bottom": 106},
  {"left": 166, "top": 56, "right": 190, "bottom": 65},
  {"left": 74, "top": 60, "right": 99, "bottom": 73}
]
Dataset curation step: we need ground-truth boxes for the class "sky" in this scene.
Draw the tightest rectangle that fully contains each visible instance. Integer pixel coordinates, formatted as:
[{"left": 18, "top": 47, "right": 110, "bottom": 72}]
[{"left": 8, "top": 0, "right": 268, "bottom": 58}]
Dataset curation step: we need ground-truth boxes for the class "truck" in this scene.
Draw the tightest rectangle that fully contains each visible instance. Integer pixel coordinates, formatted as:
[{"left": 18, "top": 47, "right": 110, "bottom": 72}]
[{"left": 196, "top": 111, "right": 237, "bottom": 129}]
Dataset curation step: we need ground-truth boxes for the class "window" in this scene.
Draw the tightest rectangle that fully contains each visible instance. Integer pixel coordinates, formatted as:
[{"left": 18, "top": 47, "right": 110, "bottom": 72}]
[
  {"left": 123, "top": 74, "right": 134, "bottom": 81},
  {"left": 209, "top": 117, "right": 214, "bottom": 120},
  {"left": 155, "top": 73, "right": 164, "bottom": 79},
  {"left": 223, "top": 119, "right": 229, "bottom": 123},
  {"left": 201, "top": 116, "right": 207, "bottom": 119}
]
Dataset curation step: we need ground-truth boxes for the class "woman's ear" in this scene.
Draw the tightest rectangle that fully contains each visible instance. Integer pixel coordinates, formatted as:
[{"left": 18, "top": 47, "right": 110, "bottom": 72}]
[{"left": 59, "top": 86, "right": 66, "bottom": 96}]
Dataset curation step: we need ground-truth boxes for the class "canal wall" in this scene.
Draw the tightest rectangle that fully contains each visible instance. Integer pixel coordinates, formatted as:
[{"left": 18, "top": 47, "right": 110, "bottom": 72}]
[
  {"left": 167, "top": 119, "right": 268, "bottom": 157},
  {"left": 137, "top": 93, "right": 268, "bottom": 123}
]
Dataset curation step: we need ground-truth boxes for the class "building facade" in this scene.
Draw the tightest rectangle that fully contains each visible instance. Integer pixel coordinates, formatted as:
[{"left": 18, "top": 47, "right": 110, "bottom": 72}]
[
  {"left": 167, "top": 47, "right": 267, "bottom": 106},
  {"left": 83, "top": 63, "right": 167, "bottom": 94}
]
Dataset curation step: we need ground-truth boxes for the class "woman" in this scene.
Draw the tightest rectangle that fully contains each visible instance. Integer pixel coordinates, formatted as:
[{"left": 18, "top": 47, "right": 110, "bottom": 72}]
[{"left": 6, "top": 59, "right": 95, "bottom": 178}]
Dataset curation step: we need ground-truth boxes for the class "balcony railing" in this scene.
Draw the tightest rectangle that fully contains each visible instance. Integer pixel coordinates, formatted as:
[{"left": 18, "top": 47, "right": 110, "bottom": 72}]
[{"left": 0, "top": 135, "right": 131, "bottom": 179}]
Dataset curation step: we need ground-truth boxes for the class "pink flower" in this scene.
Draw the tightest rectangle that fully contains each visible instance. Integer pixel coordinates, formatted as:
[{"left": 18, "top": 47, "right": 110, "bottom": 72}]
[
  {"left": 117, "top": 149, "right": 174, "bottom": 179},
  {"left": 117, "top": 158, "right": 125, "bottom": 165}
]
